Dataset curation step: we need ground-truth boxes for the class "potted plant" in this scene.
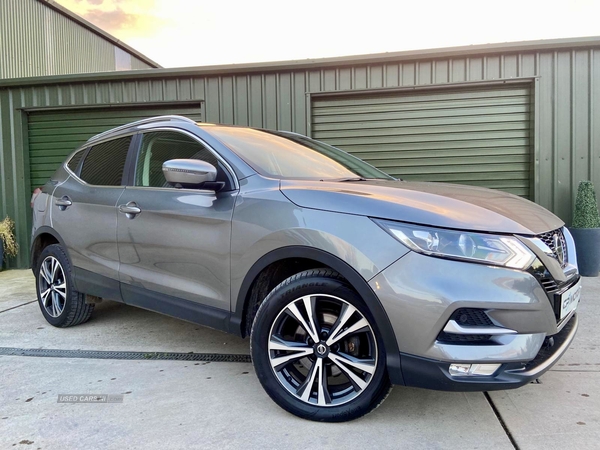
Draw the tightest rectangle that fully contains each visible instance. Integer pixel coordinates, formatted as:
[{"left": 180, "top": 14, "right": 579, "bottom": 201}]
[
  {"left": 569, "top": 181, "right": 600, "bottom": 277},
  {"left": 0, "top": 216, "right": 19, "bottom": 270}
]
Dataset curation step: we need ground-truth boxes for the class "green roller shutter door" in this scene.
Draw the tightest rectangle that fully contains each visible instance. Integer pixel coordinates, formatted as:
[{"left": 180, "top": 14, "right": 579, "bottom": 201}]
[
  {"left": 312, "top": 85, "right": 532, "bottom": 198},
  {"left": 27, "top": 104, "right": 203, "bottom": 190}
]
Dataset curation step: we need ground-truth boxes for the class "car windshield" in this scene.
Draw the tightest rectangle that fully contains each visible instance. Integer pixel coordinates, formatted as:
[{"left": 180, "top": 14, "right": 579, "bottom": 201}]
[{"left": 204, "top": 126, "right": 394, "bottom": 181}]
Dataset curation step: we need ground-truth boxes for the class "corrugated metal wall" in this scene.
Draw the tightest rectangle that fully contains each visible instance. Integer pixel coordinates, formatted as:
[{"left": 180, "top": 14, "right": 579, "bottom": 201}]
[
  {"left": 131, "top": 58, "right": 153, "bottom": 71},
  {"left": 28, "top": 104, "right": 203, "bottom": 189},
  {"left": 0, "top": 0, "right": 153, "bottom": 79},
  {"left": 1, "top": 43, "right": 600, "bottom": 268},
  {"left": 312, "top": 84, "right": 532, "bottom": 197}
]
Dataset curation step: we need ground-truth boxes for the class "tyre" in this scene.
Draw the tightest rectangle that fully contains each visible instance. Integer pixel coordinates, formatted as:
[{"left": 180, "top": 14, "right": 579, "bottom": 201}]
[
  {"left": 35, "top": 244, "right": 94, "bottom": 327},
  {"left": 251, "top": 268, "right": 391, "bottom": 422}
]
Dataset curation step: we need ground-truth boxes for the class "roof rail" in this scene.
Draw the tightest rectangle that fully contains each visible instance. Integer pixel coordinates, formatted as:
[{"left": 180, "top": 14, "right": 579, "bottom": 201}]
[{"left": 88, "top": 115, "right": 196, "bottom": 142}]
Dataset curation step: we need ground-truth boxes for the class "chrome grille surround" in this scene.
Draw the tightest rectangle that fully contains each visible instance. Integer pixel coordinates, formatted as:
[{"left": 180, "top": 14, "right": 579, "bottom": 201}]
[{"left": 537, "top": 228, "right": 568, "bottom": 269}]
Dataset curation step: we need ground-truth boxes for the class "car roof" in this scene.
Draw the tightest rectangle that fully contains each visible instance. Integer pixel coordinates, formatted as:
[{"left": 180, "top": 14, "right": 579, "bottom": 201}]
[
  {"left": 87, "top": 115, "right": 198, "bottom": 143},
  {"left": 87, "top": 115, "right": 293, "bottom": 146}
]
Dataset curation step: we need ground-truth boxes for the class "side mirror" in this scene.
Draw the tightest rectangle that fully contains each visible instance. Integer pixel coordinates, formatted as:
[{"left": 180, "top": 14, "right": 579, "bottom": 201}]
[{"left": 162, "top": 159, "right": 217, "bottom": 188}]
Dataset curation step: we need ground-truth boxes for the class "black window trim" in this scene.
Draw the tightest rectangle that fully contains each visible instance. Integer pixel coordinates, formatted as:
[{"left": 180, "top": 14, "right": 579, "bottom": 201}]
[
  {"left": 125, "top": 127, "right": 239, "bottom": 191},
  {"left": 64, "top": 146, "right": 90, "bottom": 178},
  {"left": 122, "top": 133, "right": 141, "bottom": 186}
]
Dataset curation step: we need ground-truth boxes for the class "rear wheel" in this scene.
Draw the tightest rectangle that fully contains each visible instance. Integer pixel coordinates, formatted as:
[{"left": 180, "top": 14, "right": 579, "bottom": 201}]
[
  {"left": 251, "top": 269, "right": 391, "bottom": 422},
  {"left": 35, "top": 244, "right": 94, "bottom": 327}
]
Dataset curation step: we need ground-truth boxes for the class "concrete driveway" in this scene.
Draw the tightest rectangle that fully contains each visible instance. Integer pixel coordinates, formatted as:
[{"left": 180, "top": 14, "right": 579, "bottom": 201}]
[{"left": 1, "top": 269, "right": 598, "bottom": 449}]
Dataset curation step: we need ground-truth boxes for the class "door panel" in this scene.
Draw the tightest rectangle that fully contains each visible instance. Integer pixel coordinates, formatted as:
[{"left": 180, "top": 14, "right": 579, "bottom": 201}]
[
  {"left": 51, "top": 179, "right": 124, "bottom": 282},
  {"left": 50, "top": 135, "right": 132, "bottom": 297},
  {"left": 117, "top": 188, "right": 236, "bottom": 310}
]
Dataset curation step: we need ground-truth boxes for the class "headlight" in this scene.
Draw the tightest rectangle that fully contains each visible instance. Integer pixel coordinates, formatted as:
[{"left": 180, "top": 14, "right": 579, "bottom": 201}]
[{"left": 373, "top": 219, "right": 535, "bottom": 269}]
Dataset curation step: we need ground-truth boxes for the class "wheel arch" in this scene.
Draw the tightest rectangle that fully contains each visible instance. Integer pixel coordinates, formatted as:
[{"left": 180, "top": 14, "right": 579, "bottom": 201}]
[
  {"left": 30, "top": 227, "right": 70, "bottom": 271},
  {"left": 231, "top": 245, "right": 404, "bottom": 384}
]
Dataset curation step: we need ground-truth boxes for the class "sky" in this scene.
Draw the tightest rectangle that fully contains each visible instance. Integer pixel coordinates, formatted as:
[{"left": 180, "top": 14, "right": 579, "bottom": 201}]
[{"left": 54, "top": 0, "right": 600, "bottom": 68}]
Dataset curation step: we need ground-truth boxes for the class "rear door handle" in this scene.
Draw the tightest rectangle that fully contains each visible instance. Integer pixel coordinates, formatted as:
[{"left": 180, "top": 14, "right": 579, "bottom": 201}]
[
  {"left": 55, "top": 196, "right": 72, "bottom": 210},
  {"left": 118, "top": 202, "right": 141, "bottom": 219}
]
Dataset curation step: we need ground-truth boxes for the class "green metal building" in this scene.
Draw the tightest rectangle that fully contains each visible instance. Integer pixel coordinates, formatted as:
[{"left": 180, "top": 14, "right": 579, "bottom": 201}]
[
  {"left": 1, "top": 36, "right": 600, "bottom": 268},
  {"left": 0, "top": 0, "right": 160, "bottom": 79}
]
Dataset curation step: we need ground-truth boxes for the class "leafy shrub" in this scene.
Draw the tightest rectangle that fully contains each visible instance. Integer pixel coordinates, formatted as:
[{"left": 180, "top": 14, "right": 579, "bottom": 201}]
[
  {"left": 572, "top": 181, "right": 600, "bottom": 228},
  {"left": 0, "top": 216, "right": 19, "bottom": 259}
]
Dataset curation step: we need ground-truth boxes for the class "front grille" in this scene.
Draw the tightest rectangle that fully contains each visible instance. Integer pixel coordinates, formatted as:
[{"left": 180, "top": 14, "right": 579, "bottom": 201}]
[
  {"left": 537, "top": 228, "right": 568, "bottom": 268},
  {"left": 527, "top": 230, "right": 577, "bottom": 319},
  {"left": 539, "top": 277, "right": 559, "bottom": 294}
]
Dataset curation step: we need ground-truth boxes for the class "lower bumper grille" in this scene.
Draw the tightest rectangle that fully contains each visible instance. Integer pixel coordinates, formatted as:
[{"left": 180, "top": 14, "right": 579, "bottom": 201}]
[
  {"left": 436, "top": 308, "right": 496, "bottom": 345},
  {"left": 450, "top": 308, "right": 493, "bottom": 327},
  {"left": 524, "top": 314, "right": 577, "bottom": 371},
  {"left": 437, "top": 332, "right": 492, "bottom": 344}
]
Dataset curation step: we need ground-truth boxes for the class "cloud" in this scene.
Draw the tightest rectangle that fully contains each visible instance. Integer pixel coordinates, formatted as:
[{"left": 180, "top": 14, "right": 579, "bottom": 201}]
[
  {"left": 83, "top": 9, "right": 139, "bottom": 33},
  {"left": 66, "top": 0, "right": 105, "bottom": 7},
  {"left": 55, "top": 0, "right": 168, "bottom": 38},
  {"left": 87, "top": 10, "right": 169, "bottom": 38}
]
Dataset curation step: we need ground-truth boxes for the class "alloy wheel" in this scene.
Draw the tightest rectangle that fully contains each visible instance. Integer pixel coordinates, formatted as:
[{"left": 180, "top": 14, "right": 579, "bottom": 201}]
[
  {"left": 38, "top": 255, "right": 67, "bottom": 318},
  {"left": 268, "top": 294, "right": 378, "bottom": 407}
]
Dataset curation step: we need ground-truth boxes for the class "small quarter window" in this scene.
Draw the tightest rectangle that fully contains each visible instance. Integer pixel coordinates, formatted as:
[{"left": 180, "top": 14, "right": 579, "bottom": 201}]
[
  {"left": 67, "top": 149, "right": 86, "bottom": 174},
  {"left": 80, "top": 137, "right": 132, "bottom": 186},
  {"left": 135, "top": 131, "right": 219, "bottom": 188}
]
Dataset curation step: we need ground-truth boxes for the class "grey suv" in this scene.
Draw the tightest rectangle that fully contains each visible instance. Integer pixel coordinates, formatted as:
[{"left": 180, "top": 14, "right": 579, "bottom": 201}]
[{"left": 31, "top": 115, "right": 581, "bottom": 422}]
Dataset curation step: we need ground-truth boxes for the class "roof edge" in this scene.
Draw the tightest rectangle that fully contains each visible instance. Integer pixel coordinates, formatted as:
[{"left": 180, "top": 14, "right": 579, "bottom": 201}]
[
  {"left": 3, "top": 35, "right": 600, "bottom": 88},
  {"left": 36, "top": 0, "right": 162, "bottom": 69}
]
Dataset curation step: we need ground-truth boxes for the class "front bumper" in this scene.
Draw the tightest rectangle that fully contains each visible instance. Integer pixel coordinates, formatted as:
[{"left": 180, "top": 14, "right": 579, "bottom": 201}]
[
  {"left": 399, "top": 313, "right": 578, "bottom": 391},
  {"left": 369, "top": 250, "right": 579, "bottom": 387}
]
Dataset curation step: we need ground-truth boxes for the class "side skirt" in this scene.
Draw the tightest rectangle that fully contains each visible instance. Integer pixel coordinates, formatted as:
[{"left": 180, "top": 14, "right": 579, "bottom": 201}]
[{"left": 120, "top": 283, "right": 232, "bottom": 334}]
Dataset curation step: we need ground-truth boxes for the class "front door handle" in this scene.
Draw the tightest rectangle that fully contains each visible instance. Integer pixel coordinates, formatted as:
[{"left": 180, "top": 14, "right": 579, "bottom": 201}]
[
  {"left": 118, "top": 202, "right": 141, "bottom": 219},
  {"left": 55, "top": 196, "right": 72, "bottom": 211}
]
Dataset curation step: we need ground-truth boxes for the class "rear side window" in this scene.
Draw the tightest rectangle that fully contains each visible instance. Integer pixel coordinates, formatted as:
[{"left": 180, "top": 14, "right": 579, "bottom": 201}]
[
  {"left": 80, "top": 137, "right": 132, "bottom": 186},
  {"left": 67, "top": 149, "right": 86, "bottom": 174},
  {"left": 135, "top": 131, "right": 218, "bottom": 188}
]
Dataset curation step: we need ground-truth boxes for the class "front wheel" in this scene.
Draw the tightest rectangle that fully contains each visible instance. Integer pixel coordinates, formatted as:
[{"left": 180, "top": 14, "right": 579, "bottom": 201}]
[{"left": 251, "top": 269, "right": 391, "bottom": 422}]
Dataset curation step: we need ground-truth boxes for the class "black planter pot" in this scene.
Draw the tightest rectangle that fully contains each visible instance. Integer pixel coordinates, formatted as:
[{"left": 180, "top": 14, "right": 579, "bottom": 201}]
[{"left": 569, "top": 227, "right": 600, "bottom": 277}]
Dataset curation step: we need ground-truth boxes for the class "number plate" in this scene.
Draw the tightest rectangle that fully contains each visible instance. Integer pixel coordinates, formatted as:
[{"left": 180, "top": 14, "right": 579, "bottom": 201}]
[{"left": 558, "top": 280, "right": 582, "bottom": 320}]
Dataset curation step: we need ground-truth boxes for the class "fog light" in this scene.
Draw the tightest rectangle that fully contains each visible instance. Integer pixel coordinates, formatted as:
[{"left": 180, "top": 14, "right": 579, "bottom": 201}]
[{"left": 449, "top": 363, "right": 501, "bottom": 377}]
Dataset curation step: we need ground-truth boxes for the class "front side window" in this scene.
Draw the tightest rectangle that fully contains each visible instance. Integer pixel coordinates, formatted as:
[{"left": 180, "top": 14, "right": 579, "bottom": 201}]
[
  {"left": 79, "top": 137, "right": 131, "bottom": 186},
  {"left": 135, "top": 131, "right": 219, "bottom": 188}
]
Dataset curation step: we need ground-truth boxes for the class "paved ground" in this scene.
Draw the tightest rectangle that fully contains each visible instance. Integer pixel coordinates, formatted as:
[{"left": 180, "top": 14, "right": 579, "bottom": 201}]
[{"left": 1, "top": 270, "right": 598, "bottom": 450}]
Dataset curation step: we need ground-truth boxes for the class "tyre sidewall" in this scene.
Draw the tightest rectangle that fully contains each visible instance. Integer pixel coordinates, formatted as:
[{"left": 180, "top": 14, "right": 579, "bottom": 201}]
[
  {"left": 35, "top": 244, "right": 79, "bottom": 327},
  {"left": 251, "top": 273, "right": 390, "bottom": 422}
]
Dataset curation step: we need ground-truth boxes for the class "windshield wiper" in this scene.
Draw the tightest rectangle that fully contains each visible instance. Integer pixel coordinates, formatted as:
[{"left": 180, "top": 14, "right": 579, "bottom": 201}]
[
  {"left": 319, "top": 177, "right": 396, "bottom": 182},
  {"left": 333, "top": 177, "right": 368, "bottom": 182}
]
